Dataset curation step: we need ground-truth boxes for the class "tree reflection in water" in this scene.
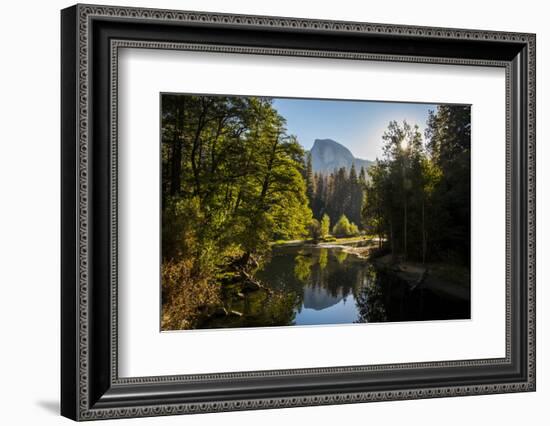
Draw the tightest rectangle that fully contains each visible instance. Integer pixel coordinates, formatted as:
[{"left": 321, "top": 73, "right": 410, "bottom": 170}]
[
  {"left": 200, "top": 245, "right": 469, "bottom": 329},
  {"left": 294, "top": 253, "right": 313, "bottom": 283},
  {"left": 318, "top": 248, "right": 328, "bottom": 270},
  {"left": 353, "top": 265, "right": 388, "bottom": 323}
]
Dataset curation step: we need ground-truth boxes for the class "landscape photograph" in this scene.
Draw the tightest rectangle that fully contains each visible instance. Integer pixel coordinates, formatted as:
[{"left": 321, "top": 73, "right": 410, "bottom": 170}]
[{"left": 160, "top": 94, "right": 471, "bottom": 331}]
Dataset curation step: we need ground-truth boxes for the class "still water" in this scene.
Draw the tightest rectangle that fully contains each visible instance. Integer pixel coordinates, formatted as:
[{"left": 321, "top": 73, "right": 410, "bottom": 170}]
[{"left": 200, "top": 245, "right": 470, "bottom": 329}]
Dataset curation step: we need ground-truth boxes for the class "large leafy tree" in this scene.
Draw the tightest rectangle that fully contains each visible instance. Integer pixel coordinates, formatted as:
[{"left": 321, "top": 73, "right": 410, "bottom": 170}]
[
  {"left": 161, "top": 95, "right": 312, "bottom": 305},
  {"left": 361, "top": 106, "right": 470, "bottom": 264},
  {"left": 425, "top": 105, "right": 471, "bottom": 262},
  {"left": 362, "top": 162, "right": 388, "bottom": 249}
]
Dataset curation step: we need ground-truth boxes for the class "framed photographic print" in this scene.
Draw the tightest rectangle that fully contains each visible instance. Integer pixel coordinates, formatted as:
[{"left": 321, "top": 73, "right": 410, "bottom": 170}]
[{"left": 61, "top": 4, "right": 536, "bottom": 421}]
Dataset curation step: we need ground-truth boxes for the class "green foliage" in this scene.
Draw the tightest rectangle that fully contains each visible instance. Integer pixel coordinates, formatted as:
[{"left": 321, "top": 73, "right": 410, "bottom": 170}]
[
  {"left": 320, "top": 214, "right": 331, "bottom": 238},
  {"left": 294, "top": 254, "right": 313, "bottom": 283},
  {"left": 304, "top": 152, "right": 315, "bottom": 202},
  {"left": 309, "top": 166, "right": 365, "bottom": 228},
  {"left": 426, "top": 105, "right": 471, "bottom": 261},
  {"left": 318, "top": 248, "right": 328, "bottom": 270},
  {"left": 161, "top": 195, "right": 202, "bottom": 262},
  {"left": 161, "top": 95, "right": 314, "bottom": 328},
  {"left": 361, "top": 163, "right": 387, "bottom": 248},
  {"left": 335, "top": 249, "right": 348, "bottom": 264},
  {"left": 308, "top": 218, "right": 322, "bottom": 241},
  {"left": 161, "top": 258, "right": 221, "bottom": 330},
  {"left": 160, "top": 96, "right": 470, "bottom": 329},
  {"left": 332, "top": 214, "right": 360, "bottom": 237},
  {"left": 361, "top": 106, "right": 470, "bottom": 264}
]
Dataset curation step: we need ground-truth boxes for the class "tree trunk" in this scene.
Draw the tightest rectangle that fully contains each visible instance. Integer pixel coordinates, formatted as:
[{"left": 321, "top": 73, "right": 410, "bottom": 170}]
[
  {"left": 390, "top": 220, "right": 395, "bottom": 259},
  {"left": 422, "top": 199, "right": 426, "bottom": 264},
  {"left": 258, "top": 133, "right": 280, "bottom": 203},
  {"left": 403, "top": 197, "right": 408, "bottom": 260},
  {"left": 377, "top": 209, "right": 382, "bottom": 250},
  {"left": 190, "top": 106, "right": 208, "bottom": 198},
  {"left": 170, "top": 99, "right": 184, "bottom": 196}
]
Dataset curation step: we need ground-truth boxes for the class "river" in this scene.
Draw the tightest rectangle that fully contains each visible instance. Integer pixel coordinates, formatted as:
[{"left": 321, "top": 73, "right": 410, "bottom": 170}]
[{"left": 199, "top": 244, "right": 470, "bottom": 329}]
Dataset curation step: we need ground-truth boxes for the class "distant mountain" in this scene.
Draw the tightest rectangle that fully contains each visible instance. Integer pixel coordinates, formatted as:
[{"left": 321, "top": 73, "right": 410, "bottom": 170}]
[
  {"left": 302, "top": 286, "right": 343, "bottom": 311},
  {"left": 308, "top": 138, "right": 374, "bottom": 174}
]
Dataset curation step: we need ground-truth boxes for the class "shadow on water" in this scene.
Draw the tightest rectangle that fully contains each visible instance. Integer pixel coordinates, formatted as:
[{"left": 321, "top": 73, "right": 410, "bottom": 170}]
[{"left": 199, "top": 245, "right": 470, "bottom": 329}]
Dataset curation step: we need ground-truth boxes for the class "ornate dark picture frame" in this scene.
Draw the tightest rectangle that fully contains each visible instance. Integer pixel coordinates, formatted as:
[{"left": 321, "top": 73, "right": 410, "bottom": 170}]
[{"left": 61, "top": 4, "right": 536, "bottom": 421}]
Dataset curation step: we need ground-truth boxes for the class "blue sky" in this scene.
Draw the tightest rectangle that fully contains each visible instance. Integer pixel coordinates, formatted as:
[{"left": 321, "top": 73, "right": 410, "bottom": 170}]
[{"left": 272, "top": 98, "right": 437, "bottom": 161}]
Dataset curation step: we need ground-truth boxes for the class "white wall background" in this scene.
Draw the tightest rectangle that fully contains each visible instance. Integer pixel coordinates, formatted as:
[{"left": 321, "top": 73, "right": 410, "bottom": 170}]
[{"left": 0, "top": 0, "right": 546, "bottom": 424}]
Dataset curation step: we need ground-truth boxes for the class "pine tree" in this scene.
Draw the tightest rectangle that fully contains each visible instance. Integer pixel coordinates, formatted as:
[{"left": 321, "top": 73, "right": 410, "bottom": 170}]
[
  {"left": 305, "top": 152, "right": 315, "bottom": 206},
  {"left": 320, "top": 214, "right": 330, "bottom": 238}
]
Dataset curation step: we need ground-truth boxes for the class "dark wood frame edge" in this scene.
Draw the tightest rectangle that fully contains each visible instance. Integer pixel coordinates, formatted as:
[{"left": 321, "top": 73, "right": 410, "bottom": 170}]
[{"left": 61, "top": 4, "right": 536, "bottom": 421}]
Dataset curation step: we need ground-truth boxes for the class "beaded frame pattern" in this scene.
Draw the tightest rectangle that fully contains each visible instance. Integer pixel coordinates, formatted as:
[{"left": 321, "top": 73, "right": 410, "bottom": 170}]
[{"left": 74, "top": 4, "right": 535, "bottom": 420}]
